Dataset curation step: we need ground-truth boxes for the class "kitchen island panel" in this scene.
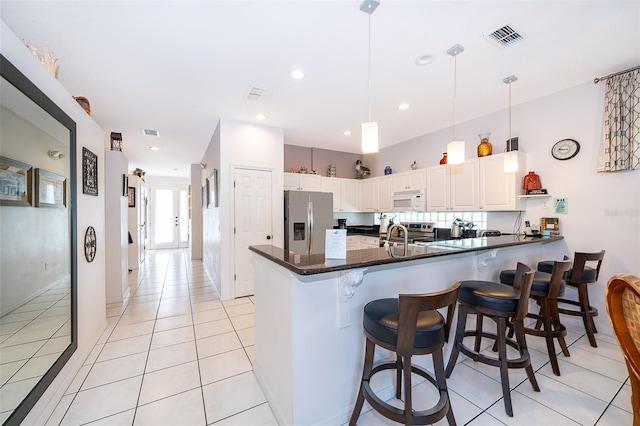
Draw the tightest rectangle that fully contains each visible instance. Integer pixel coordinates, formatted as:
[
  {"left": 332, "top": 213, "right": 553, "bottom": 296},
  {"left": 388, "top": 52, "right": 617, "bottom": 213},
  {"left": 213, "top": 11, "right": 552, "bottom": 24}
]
[{"left": 252, "top": 237, "right": 566, "bottom": 425}]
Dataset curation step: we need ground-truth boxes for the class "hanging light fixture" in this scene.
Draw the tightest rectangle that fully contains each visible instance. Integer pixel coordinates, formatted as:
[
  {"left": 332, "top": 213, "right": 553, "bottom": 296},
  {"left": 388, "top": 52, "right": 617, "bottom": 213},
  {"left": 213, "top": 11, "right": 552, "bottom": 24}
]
[
  {"left": 447, "top": 44, "right": 465, "bottom": 164},
  {"left": 360, "top": 0, "right": 380, "bottom": 154},
  {"left": 503, "top": 75, "right": 519, "bottom": 173}
]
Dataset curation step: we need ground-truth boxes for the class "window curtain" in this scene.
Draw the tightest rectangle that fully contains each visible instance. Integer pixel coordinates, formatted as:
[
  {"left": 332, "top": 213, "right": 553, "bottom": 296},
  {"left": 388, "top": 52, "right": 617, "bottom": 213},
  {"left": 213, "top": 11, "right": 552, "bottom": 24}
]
[{"left": 597, "top": 68, "right": 640, "bottom": 172}]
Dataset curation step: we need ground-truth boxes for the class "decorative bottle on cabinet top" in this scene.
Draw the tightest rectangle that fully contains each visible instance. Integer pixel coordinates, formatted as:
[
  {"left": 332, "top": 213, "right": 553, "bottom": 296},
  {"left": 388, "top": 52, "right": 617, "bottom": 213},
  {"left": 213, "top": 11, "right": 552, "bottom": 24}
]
[
  {"left": 439, "top": 152, "right": 448, "bottom": 165},
  {"left": 477, "top": 133, "right": 492, "bottom": 157}
]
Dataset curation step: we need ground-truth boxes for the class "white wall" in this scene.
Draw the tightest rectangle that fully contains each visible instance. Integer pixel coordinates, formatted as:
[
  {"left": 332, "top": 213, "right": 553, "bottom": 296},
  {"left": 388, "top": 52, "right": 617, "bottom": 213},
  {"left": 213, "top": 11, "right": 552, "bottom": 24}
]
[
  {"left": 105, "top": 150, "right": 129, "bottom": 303},
  {"left": 190, "top": 164, "right": 203, "bottom": 260},
  {"left": 1, "top": 20, "right": 108, "bottom": 424},
  {"left": 201, "top": 118, "right": 284, "bottom": 300},
  {"left": 367, "top": 81, "right": 640, "bottom": 330}
]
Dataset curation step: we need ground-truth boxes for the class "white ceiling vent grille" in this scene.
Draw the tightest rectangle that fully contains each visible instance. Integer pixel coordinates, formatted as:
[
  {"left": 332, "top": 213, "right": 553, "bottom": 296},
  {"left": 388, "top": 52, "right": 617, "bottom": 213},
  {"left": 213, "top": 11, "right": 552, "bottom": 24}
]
[
  {"left": 246, "top": 86, "right": 266, "bottom": 101},
  {"left": 142, "top": 129, "right": 160, "bottom": 137},
  {"left": 484, "top": 25, "right": 526, "bottom": 49}
]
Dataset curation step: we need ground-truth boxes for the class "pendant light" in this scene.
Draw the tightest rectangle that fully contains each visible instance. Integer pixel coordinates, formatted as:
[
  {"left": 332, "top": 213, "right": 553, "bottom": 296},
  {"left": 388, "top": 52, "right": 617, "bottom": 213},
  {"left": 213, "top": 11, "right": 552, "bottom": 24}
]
[
  {"left": 360, "top": 0, "right": 380, "bottom": 154},
  {"left": 503, "top": 75, "right": 519, "bottom": 173},
  {"left": 447, "top": 44, "right": 465, "bottom": 164}
]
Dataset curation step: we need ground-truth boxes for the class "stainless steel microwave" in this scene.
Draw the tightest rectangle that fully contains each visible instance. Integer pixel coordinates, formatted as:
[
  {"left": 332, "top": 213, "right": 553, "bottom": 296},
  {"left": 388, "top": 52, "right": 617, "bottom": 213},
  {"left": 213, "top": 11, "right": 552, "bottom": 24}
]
[{"left": 391, "top": 190, "right": 426, "bottom": 211}]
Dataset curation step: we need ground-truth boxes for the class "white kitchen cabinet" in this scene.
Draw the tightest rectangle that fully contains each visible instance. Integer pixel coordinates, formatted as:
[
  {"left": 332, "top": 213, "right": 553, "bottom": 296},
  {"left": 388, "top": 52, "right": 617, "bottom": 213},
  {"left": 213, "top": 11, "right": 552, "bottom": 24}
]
[
  {"left": 346, "top": 236, "right": 360, "bottom": 251},
  {"left": 321, "top": 177, "right": 361, "bottom": 212},
  {"left": 479, "top": 152, "right": 526, "bottom": 211},
  {"left": 426, "top": 160, "right": 479, "bottom": 211},
  {"left": 360, "top": 236, "right": 381, "bottom": 249},
  {"left": 346, "top": 235, "right": 381, "bottom": 250},
  {"left": 363, "top": 177, "right": 392, "bottom": 212},
  {"left": 392, "top": 169, "right": 426, "bottom": 192},
  {"left": 284, "top": 172, "right": 322, "bottom": 191}
]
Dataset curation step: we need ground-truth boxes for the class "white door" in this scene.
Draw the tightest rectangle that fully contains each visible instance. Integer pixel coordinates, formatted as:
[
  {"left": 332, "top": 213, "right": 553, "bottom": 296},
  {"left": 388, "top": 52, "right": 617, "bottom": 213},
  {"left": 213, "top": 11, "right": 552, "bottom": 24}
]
[
  {"left": 234, "top": 168, "right": 273, "bottom": 297},
  {"left": 150, "top": 186, "right": 189, "bottom": 249}
]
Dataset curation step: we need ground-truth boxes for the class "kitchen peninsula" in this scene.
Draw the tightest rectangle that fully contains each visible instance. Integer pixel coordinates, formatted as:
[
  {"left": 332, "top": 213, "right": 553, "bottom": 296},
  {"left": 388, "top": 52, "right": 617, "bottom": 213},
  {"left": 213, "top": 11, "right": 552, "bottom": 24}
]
[{"left": 249, "top": 235, "right": 565, "bottom": 426}]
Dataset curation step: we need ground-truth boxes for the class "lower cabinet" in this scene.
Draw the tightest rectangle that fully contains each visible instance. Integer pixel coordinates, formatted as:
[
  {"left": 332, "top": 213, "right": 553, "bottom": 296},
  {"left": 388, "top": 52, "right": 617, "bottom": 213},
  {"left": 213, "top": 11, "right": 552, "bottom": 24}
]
[{"left": 347, "top": 235, "right": 382, "bottom": 250}]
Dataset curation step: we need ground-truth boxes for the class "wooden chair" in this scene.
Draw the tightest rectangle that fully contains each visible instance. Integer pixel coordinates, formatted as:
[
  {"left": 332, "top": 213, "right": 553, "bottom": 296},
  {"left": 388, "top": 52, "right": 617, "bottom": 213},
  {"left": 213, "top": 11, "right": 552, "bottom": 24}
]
[
  {"left": 605, "top": 274, "right": 640, "bottom": 426},
  {"left": 539, "top": 251, "right": 605, "bottom": 347},
  {"left": 349, "top": 283, "right": 460, "bottom": 426},
  {"left": 499, "top": 259, "right": 573, "bottom": 375},
  {"left": 445, "top": 263, "right": 538, "bottom": 417}
]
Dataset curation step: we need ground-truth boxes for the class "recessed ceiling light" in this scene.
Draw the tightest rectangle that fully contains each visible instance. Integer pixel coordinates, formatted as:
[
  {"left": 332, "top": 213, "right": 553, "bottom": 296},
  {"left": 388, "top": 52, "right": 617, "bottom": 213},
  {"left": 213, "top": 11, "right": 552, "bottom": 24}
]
[
  {"left": 398, "top": 103, "right": 410, "bottom": 110},
  {"left": 415, "top": 54, "right": 434, "bottom": 66},
  {"left": 290, "top": 69, "right": 305, "bottom": 80},
  {"left": 344, "top": 130, "right": 352, "bottom": 136},
  {"left": 256, "top": 114, "right": 267, "bottom": 120},
  {"left": 149, "top": 146, "right": 160, "bottom": 151}
]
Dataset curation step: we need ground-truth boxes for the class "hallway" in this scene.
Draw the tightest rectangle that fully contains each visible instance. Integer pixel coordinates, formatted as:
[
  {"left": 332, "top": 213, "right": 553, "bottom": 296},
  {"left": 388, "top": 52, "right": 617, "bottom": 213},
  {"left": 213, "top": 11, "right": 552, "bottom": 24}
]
[{"left": 46, "top": 249, "right": 276, "bottom": 425}]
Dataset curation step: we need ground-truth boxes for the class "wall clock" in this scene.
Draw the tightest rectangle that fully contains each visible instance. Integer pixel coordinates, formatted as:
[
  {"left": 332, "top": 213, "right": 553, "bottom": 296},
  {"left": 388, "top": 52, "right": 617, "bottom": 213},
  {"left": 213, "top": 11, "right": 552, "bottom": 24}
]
[
  {"left": 84, "top": 226, "right": 97, "bottom": 262},
  {"left": 551, "top": 139, "right": 580, "bottom": 160}
]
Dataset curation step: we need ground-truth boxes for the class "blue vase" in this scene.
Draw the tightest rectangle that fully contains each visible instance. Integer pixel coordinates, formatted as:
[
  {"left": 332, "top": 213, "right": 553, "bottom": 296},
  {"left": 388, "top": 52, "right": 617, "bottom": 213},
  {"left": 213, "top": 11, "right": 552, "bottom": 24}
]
[{"left": 384, "top": 166, "right": 392, "bottom": 175}]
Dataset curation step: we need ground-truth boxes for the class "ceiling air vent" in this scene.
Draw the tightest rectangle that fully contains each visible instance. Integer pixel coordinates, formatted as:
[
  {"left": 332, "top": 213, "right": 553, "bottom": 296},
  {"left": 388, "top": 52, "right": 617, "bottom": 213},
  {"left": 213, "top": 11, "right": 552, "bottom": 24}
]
[
  {"left": 142, "top": 129, "right": 160, "bottom": 137},
  {"left": 246, "top": 86, "right": 266, "bottom": 101},
  {"left": 483, "top": 24, "right": 526, "bottom": 49}
]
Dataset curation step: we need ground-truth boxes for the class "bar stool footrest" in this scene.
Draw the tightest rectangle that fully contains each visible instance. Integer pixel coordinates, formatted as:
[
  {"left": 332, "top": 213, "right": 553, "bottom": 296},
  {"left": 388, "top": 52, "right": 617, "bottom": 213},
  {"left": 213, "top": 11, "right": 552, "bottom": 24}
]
[
  {"left": 458, "top": 330, "right": 531, "bottom": 369},
  {"left": 362, "top": 361, "right": 450, "bottom": 425},
  {"left": 557, "top": 298, "right": 599, "bottom": 317}
]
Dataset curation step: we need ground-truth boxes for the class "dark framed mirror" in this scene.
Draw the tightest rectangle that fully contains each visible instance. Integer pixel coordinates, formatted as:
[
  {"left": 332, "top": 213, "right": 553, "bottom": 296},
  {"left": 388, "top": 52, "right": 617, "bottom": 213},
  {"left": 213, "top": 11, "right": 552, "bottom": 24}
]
[{"left": 0, "top": 54, "right": 77, "bottom": 425}]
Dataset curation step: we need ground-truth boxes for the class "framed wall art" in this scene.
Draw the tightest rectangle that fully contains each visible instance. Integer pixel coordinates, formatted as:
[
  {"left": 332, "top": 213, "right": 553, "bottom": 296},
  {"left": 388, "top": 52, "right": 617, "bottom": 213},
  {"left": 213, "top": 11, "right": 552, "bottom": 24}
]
[
  {"left": 110, "top": 132, "right": 122, "bottom": 151},
  {"left": 122, "top": 174, "right": 128, "bottom": 197},
  {"left": 204, "top": 179, "right": 210, "bottom": 209},
  {"left": 82, "top": 147, "right": 98, "bottom": 196},
  {"left": 0, "top": 155, "right": 32, "bottom": 206},
  {"left": 208, "top": 168, "right": 218, "bottom": 208},
  {"left": 35, "top": 168, "right": 66, "bottom": 208},
  {"left": 128, "top": 187, "right": 136, "bottom": 207}
]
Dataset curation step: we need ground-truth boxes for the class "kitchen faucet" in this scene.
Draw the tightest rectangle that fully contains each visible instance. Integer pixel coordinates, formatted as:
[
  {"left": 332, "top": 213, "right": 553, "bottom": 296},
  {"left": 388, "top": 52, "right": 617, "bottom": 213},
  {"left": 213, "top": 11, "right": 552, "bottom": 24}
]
[{"left": 386, "top": 223, "right": 408, "bottom": 257}]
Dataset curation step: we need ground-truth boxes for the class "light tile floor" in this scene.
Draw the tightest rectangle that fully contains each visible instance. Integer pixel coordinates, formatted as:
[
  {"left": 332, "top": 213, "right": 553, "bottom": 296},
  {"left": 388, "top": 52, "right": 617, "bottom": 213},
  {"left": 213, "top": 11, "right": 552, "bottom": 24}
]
[{"left": 45, "top": 249, "right": 633, "bottom": 425}]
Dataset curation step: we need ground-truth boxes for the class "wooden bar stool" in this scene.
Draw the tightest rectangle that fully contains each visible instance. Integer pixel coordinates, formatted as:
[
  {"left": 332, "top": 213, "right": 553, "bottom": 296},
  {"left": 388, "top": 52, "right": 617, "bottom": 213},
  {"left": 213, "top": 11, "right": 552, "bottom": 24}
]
[
  {"left": 445, "top": 263, "right": 538, "bottom": 417},
  {"left": 538, "top": 251, "right": 605, "bottom": 347},
  {"left": 499, "top": 259, "right": 572, "bottom": 375},
  {"left": 349, "top": 283, "right": 460, "bottom": 426}
]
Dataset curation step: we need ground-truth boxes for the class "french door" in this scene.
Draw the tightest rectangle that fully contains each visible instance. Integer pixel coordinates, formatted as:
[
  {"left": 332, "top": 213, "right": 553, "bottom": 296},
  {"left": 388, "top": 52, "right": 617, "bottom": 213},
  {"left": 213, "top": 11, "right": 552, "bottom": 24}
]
[{"left": 149, "top": 186, "right": 189, "bottom": 249}]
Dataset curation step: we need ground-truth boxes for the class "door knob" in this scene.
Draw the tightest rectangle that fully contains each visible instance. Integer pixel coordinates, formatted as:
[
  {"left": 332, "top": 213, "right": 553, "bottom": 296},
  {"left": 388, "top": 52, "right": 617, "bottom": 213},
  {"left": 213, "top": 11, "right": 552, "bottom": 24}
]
[{"left": 266, "top": 235, "right": 272, "bottom": 240}]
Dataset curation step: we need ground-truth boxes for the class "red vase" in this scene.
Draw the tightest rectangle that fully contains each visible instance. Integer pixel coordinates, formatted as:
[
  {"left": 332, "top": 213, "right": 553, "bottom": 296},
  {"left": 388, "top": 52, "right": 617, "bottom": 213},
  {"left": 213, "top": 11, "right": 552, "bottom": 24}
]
[
  {"left": 439, "top": 153, "right": 448, "bottom": 165},
  {"left": 523, "top": 171, "right": 542, "bottom": 190}
]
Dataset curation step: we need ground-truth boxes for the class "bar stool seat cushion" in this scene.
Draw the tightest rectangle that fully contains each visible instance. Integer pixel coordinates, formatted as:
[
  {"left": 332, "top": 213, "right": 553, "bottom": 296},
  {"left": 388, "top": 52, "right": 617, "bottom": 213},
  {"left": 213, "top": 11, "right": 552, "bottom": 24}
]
[
  {"left": 363, "top": 298, "right": 445, "bottom": 349},
  {"left": 537, "top": 261, "right": 598, "bottom": 282},
  {"left": 458, "top": 280, "right": 520, "bottom": 312},
  {"left": 500, "top": 270, "right": 565, "bottom": 295}
]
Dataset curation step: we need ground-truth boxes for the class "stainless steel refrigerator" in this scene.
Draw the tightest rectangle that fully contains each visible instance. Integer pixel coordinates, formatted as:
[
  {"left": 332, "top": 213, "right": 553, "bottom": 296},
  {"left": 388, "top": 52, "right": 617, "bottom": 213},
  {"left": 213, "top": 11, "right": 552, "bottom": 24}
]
[{"left": 284, "top": 190, "right": 334, "bottom": 254}]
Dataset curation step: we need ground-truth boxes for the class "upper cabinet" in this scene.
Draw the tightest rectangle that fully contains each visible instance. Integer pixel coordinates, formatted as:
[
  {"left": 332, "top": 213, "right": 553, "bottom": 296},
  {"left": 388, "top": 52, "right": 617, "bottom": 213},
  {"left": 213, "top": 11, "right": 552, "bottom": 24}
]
[
  {"left": 392, "top": 169, "right": 426, "bottom": 192},
  {"left": 479, "top": 152, "right": 526, "bottom": 211},
  {"left": 427, "top": 160, "right": 479, "bottom": 211},
  {"left": 321, "top": 177, "right": 360, "bottom": 212},
  {"left": 284, "top": 172, "right": 322, "bottom": 191},
  {"left": 362, "top": 177, "right": 392, "bottom": 212}
]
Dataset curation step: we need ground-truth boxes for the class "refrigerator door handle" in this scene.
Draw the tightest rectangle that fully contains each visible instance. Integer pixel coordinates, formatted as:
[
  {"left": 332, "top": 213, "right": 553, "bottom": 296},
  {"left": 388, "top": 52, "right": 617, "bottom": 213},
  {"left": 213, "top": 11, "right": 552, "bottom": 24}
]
[{"left": 307, "top": 200, "right": 313, "bottom": 254}]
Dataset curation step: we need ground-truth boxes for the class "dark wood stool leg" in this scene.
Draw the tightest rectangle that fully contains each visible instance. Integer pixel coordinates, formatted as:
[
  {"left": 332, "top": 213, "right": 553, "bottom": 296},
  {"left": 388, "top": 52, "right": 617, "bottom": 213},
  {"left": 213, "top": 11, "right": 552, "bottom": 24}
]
[
  {"left": 349, "top": 338, "right": 375, "bottom": 426},
  {"left": 433, "top": 348, "right": 457, "bottom": 426},
  {"left": 578, "top": 284, "right": 598, "bottom": 347},
  {"left": 446, "top": 304, "right": 468, "bottom": 377},
  {"left": 540, "top": 299, "right": 561, "bottom": 376},
  {"left": 474, "top": 313, "right": 484, "bottom": 352},
  {"left": 395, "top": 355, "right": 403, "bottom": 400},
  {"left": 514, "top": 319, "right": 540, "bottom": 392},
  {"left": 403, "top": 355, "right": 412, "bottom": 425},
  {"left": 495, "top": 317, "right": 514, "bottom": 417}
]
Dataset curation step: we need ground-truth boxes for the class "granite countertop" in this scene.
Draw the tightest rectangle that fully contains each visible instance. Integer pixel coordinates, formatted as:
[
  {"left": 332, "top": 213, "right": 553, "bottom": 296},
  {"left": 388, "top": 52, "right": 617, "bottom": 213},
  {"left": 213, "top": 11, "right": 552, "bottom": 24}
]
[{"left": 249, "top": 235, "right": 564, "bottom": 276}]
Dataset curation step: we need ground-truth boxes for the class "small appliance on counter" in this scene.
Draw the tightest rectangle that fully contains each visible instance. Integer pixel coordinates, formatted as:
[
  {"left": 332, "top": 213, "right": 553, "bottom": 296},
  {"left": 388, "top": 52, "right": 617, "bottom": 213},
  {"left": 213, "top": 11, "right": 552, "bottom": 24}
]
[{"left": 337, "top": 219, "right": 347, "bottom": 229}]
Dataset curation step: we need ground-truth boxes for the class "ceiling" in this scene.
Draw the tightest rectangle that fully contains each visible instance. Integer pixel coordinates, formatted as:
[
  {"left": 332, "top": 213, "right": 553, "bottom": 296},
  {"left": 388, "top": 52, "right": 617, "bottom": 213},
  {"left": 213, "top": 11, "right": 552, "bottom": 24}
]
[{"left": 1, "top": 1, "right": 638, "bottom": 178}]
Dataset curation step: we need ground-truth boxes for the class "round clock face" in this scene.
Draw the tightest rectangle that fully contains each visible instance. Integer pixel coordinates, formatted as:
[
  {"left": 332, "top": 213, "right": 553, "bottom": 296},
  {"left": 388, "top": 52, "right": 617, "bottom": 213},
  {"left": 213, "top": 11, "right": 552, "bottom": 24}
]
[
  {"left": 84, "top": 226, "right": 97, "bottom": 263},
  {"left": 552, "top": 139, "right": 580, "bottom": 160}
]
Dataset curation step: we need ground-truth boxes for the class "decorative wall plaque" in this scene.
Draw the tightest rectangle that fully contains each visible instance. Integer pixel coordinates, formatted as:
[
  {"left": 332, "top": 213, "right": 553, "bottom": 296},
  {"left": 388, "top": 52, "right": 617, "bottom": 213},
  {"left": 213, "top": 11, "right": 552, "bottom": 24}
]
[
  {"left": 110, "top": 132, "right": 122, "bottom": 151},
  {"left": 84, "top": 226, "right": 97, "bottom": 262},
  {"left": 82, "top": 147, "right": 98, "bottom": 196}
]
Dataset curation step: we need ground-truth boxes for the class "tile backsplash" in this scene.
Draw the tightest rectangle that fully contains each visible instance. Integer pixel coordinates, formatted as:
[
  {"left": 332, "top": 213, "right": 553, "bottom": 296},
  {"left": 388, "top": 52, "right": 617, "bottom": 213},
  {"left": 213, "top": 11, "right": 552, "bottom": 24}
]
[{"left": 376, "top": 211, "right": 488, "bottom": 230}]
